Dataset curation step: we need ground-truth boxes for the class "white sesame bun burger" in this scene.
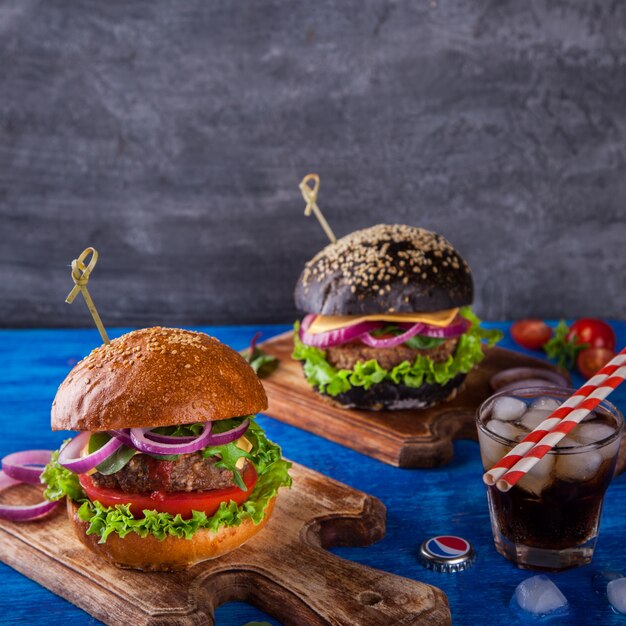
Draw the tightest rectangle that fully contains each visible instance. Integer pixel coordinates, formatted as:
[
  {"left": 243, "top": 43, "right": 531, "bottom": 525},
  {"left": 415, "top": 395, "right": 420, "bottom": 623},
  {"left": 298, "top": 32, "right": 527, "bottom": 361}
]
[
  {"left": 292, "top": 224, "right": 501, "bottom": 410},
  {"left": 42, "top": 327, "right": 291, "bottom": 571}
]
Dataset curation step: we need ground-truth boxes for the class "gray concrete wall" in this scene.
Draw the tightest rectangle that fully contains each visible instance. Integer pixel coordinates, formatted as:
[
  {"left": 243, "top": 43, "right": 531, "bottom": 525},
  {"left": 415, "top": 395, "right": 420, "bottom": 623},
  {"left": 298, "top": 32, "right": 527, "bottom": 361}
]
[{"left": 1, "top": 0, "right": 625, "bottom": 327}]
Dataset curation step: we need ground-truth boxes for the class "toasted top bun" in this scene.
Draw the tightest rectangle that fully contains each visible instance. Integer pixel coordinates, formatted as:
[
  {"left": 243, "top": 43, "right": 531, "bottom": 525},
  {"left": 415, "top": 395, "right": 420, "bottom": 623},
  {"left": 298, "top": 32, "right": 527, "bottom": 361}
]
[
  {"left": 51, "top": 327, "right": 267, "bottom": 431},
  {"left": 294, "top": 224, "right": 473, "bottom": 315}
]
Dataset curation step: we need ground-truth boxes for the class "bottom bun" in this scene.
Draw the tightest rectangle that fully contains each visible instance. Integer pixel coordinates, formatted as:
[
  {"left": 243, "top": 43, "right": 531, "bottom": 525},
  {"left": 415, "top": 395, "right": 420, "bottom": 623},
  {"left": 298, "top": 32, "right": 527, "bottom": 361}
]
[
  {"left": 315, "top": 373, "right": 466, "bottom": 411},
  {"left": 67, "top": 497, "right": 276, "bottom": 571}
]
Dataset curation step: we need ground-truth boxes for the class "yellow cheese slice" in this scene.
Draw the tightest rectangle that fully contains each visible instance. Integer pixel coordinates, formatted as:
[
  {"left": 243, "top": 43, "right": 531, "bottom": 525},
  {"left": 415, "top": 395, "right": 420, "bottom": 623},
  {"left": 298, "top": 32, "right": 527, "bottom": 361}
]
[
  {"left": 307, "top": 308, "right": 459, "bottom": 335},
  {"left": 235, "top": 436, "right": 253, "bottom": 470}
]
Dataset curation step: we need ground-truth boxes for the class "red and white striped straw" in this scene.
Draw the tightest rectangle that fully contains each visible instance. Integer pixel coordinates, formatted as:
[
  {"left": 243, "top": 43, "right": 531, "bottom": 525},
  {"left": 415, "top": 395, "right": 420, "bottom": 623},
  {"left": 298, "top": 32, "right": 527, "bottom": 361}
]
[{"left": 483, "top": 347, "right": 626, "bottom": 490}]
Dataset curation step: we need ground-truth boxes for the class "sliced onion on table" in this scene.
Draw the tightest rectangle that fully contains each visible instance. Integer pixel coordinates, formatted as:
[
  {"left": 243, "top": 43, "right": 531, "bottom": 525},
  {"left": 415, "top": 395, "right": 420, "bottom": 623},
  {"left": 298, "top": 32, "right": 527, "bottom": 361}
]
[
  {"left": 2, "top": 450, "right": 55, "bottom": 485},
  {"left": 0, "top": 450, "right": 60, "bottom": 522},
  {"left": 490, "top": 367, "right": 569, "bottom": 393},
  {"left": 299, "top": 314, "right": 381, "bottom": 349},
  {"left": 58, "top": 431, "right": 123, "bottom": 474}
]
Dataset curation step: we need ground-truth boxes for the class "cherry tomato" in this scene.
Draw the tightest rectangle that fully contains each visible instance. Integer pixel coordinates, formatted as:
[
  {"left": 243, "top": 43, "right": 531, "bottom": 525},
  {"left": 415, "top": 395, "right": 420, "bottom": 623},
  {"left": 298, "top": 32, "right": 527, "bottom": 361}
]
[
  {"left": 79, "top": 464, "right": 257, "bottom": 519},
  {"left": 510, "top": 320, "right": 552, "bottom": 350},
  {"left": 566, "top": 319, "right": 615, "bottom": 350},
  {"left": 576, "top": 347, "right": 616, "bottom": 379}
]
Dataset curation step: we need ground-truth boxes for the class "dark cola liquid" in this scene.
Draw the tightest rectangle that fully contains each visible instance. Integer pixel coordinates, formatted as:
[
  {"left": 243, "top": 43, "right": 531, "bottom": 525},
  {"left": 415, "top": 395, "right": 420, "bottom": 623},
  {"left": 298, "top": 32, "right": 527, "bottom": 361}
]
[{"left": 488, "top": 455, "right": 616, "bottom": 550}]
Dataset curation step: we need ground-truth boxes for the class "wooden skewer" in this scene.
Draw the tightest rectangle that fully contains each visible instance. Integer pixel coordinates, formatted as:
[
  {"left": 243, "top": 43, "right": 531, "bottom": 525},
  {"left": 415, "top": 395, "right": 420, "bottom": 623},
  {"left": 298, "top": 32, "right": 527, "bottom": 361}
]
[
  {"left": 299, "top": 173, "right": 337, "bottom": 244},
  {"left": 65, "top": 247, "right": 110, "bottom": 344}
]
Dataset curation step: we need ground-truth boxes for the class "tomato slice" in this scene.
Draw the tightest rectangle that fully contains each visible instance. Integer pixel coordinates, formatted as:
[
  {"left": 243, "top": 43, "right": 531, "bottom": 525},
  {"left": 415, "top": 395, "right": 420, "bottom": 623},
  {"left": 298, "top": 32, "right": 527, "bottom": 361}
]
[
  {"left": 567, "top": 319, "right": 616, "bottom": 350},
  {"left": 577, "top": 347, "right": 616, "bottom": 379},
  {"left": 79, "top": 464, "right": 257, "bottom": 519},
  {"left": 510, "top": 320, "right": 552, "bottom": 350}
]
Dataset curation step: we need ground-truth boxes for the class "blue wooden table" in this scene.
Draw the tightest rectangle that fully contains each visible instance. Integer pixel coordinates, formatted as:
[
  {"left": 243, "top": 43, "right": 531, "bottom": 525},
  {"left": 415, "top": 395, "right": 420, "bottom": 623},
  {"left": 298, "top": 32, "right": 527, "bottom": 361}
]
[{"left": 1, "top": 321, "right": 625, "bottom": 625}]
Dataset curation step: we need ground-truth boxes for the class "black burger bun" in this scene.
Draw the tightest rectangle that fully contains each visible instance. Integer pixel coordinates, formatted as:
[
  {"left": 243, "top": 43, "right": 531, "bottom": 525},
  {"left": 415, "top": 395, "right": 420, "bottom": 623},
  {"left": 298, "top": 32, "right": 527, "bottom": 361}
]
[
  {"left": 294, "top": 224, "right": 473, "bottom": 316},
  {"left": 312, "top": 372, "right": 467, "bottom": 411}
]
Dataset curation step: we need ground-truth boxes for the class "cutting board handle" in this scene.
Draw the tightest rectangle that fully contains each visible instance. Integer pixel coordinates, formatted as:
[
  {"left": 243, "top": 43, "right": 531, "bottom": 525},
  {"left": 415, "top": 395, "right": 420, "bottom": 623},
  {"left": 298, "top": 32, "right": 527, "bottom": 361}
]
[{"left": 198, "top": 542, "right": 449, "bottom": 626}]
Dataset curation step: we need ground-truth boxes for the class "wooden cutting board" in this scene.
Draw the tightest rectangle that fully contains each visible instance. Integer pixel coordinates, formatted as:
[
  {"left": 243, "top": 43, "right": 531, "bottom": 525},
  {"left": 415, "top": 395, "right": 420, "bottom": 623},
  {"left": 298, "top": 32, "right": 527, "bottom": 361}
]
[
  {"left": 0, "top": 462, "right": 450, "bottom": 626},
  {"left": 260, "top": 332, "right": 594, "bottom": 469}
]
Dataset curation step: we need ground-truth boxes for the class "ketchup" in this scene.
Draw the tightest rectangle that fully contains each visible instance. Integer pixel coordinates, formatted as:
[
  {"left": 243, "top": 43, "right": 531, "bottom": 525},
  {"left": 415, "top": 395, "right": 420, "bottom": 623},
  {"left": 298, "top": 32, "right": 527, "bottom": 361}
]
[{"left": 144, "top": 456, "right": 173, "bottom": 495}]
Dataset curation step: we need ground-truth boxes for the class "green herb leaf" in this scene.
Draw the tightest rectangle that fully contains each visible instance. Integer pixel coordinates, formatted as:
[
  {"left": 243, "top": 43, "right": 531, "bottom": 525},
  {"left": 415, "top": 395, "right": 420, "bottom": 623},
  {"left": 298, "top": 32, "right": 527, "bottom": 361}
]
[
  {"left": 403, "top": 335, "right": 446, "bottom": 350},
  {"left": 370, "top": 325, "right": 446, "bottom": 350},
  {"left": 241, "top": 332, "right": 279, "bottom": 378},
  {"left": 202, "top": 442, "right": 252, "bottom": 491},
  {"left": 249, "top": 353, "right": 279, "bottom": 378},
  {"left": 292, "top": 307, "right": 503, "bottom": 396},
  {"left": 543, "top": 320, "right": 588, "bottom": 369}
]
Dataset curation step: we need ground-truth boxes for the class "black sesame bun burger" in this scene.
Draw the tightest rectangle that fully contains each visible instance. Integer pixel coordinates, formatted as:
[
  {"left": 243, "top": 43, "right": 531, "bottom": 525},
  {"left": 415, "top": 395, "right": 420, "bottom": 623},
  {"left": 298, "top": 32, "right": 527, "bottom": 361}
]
[
  {"left": 41, "top": 327, "right": 291, "bottom": 571},
  {"left": 292, "top": 225, "right": 501, "bottom": 410}
]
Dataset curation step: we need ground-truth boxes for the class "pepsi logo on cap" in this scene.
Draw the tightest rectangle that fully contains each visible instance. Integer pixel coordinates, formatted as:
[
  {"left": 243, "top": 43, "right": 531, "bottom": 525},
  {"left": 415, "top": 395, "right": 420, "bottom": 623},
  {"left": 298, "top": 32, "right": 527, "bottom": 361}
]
[{"left": 425, "top": 536, "right": 471, "bottom": 559}]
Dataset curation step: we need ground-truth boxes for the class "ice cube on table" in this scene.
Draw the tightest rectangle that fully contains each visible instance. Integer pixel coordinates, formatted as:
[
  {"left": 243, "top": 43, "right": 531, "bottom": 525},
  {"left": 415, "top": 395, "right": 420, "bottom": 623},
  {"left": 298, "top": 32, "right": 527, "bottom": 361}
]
[
  {"left": 518, "top": 453, "right": 555, "bottom": 496},
  {"left": 608, "top": 577, "right": 626, "bottom": 614},
  {"left": 531, "top": 396, "right": 561, "bottom": 412},
  {"left": 520, "top": 408, "right": 552, "bottom": 431},
  {"left": 492, "top": 396, "right": 527, "bottom": 421},
  {"left": 556, "top": 448, "right": 604, "bottom": 482},
  {"left": 511, "top": 575, "right": 569, "bottom": 617}
]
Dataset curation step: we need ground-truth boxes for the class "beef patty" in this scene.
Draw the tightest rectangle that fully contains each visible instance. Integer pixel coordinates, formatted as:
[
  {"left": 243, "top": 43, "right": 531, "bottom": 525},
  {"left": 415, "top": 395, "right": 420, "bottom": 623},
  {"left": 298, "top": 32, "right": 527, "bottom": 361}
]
[
  {"left": 91, "top": 452, "right": 243, "bottom": 493},
  {"left": 326, "top": 336, "right": 459, "bottom": 371}
]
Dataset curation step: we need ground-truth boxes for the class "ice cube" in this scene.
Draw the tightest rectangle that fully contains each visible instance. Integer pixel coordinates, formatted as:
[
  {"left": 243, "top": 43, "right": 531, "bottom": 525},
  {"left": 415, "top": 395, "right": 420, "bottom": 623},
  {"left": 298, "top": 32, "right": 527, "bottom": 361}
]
[
  {"left": 517, "top": 453, "right": 555, "bottom": 496},
  {"left": 608, "top": 577, "right": 626, "bottom": 614},
  {"left": 477, "top": 429, "right": 507, "bottom": 469},
  {"left": 492, "top": 396, "right": 527, "bottom": 421},
  {"left": 511, "top": 575, "right": 569, "bottom": 617},
  {"left": 572, "top": 422, "right": 615, "bottom": 445},
  {"left": 520, "top": 408, "right": 552, "bottom": 431},
  {"left": 531, "top": 396, "right": 561, "bottom": 412},
  {"left": 555, "top": 436, "right": 578, "bottom": 448},
  {"left": 556, "top": 449, "right": 604, "bottom": 482},
  {"left": 486, "top": 419, "right": 526, "bottom": 442},
  {"left": 581, "top": 410, "right": 598, "bottom": 423}
]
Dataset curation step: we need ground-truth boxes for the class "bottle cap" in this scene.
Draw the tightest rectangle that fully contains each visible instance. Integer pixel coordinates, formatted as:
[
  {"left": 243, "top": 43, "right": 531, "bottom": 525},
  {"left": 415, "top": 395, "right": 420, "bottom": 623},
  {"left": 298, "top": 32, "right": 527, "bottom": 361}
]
[{"left": 419, "top": 535, "right": 475, "bottom": 573}]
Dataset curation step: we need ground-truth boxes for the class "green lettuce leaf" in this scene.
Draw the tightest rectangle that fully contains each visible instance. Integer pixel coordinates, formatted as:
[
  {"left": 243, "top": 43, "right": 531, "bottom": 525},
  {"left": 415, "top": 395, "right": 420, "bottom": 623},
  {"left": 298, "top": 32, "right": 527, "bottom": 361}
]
[
  {"left": 292, "top": 307, "right": 502, "bottom": 396},
  {"left": 77, "top": 458, "right": 292, "bottom": 544},
  {"left": 41, "top": 443, "right": 85, "bottom": 501}
]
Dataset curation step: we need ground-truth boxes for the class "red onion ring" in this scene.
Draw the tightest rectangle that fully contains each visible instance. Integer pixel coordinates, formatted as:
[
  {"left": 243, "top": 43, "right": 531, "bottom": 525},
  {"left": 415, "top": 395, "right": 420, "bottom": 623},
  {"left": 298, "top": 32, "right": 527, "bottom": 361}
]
[
  {"left": 203, "top": 418, "right": 250, "bottom": 447},
  {"left": 299, "top": 314, "right": 471, "bottom": 349},
  {"left": 110, "top": 429, "right": 133, "bottom": 446},
  {"left": 111, "top": 428, "right": 198, "bottom": 446},
  {"left": 490, "top": 367, "right": 569, "bottom": 392},
  {"left": 299, "top": 314, "right": 381, "bottom": 349},
  {"left": 58, "top": 432, "right": 123, "bottom": 474},
  {"left": 130, "top": 419, "right": 250, "bottom": 455},
  {"left": 0, "top": 470, "right": 60, "bottom": 522},
  {"left": 130, "top": 423, "right": 214, "bottom": 455},
  {"left": 2, "top": 450, "right": 54, "bottom": 485},
  {"left": 360, "top": 323, "right": 427, "bottom": 348}
]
